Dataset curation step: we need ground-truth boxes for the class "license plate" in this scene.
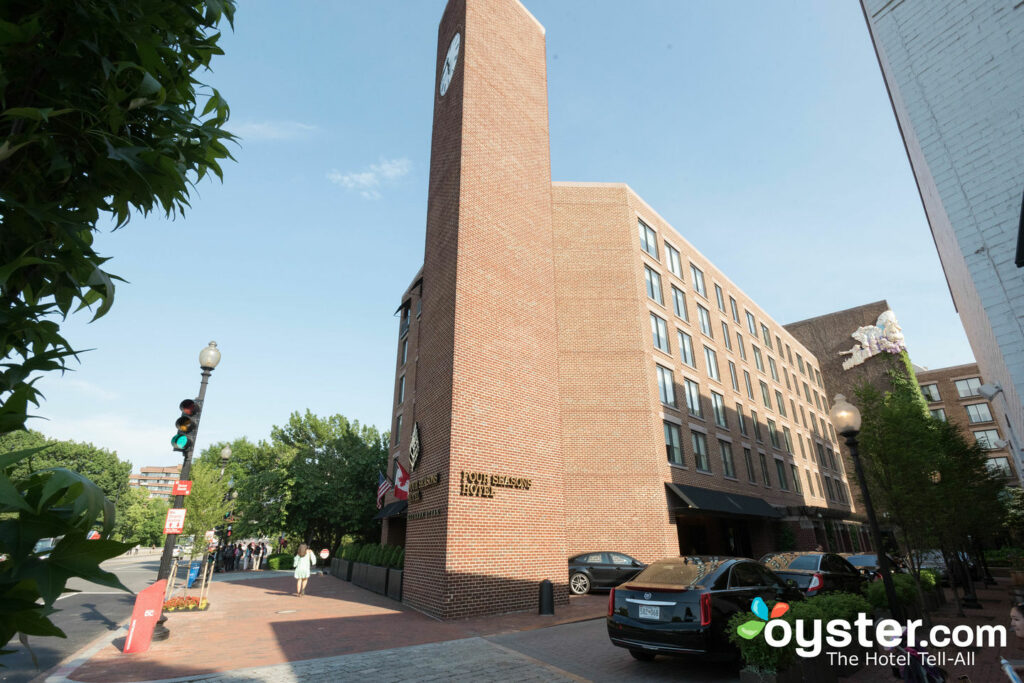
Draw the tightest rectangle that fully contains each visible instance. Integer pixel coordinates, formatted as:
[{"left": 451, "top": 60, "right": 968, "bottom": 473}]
[{"left": 638, "top": 605, "right": 660, "bottom": 620}]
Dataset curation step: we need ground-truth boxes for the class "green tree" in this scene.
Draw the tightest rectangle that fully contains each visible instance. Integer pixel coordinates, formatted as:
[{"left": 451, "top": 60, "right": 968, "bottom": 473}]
[
  {"left": 182, "top": 460, "right": 230, "bottom": 558},
  {"left": 115, "top": 487, "right": 168, "bottom": 547},
  {"left": 0, "top": 0, "right": 236, "bottom": 435}
]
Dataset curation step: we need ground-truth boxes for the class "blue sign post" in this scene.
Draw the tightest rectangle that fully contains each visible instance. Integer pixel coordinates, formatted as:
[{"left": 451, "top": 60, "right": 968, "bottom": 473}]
[{"left": 186, "top": 560, "right": 202, "bottom": 588}]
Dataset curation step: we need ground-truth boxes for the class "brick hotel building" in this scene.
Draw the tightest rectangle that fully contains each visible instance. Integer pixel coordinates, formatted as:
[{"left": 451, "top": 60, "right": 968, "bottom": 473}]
[{"left": 379, "top": 0, "right": 860, "bottom": 620}]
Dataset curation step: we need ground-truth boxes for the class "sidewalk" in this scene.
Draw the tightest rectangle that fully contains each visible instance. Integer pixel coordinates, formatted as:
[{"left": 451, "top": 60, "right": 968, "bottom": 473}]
[{"left": 56, "top": 572, "right": 604, "bottom": 682}]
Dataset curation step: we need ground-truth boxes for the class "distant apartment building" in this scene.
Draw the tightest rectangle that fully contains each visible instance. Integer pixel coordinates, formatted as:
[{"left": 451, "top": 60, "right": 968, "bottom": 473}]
[
  {"left": 128, "top": 465, "right": 181, "bottom": 500},
  {"left": 861, "top": 0, "right": 1024, "bottom": 479},
  {"left": 916, "top": 363, "right": 1018, "bottom": 484}
]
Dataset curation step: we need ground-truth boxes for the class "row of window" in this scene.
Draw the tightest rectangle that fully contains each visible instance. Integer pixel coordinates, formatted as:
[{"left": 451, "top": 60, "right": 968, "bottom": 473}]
[
  {"left": 919, "top": 377, "right": 982, "bottom": 403},
  {"left": 655, "top": 363, "right": 842, "bottom": 473},
  {"left": 638, "top": 219, "right": 826, "bottom": 391},
  {"left": 663, "top": 420, "right": 850, "bottom": 503}
]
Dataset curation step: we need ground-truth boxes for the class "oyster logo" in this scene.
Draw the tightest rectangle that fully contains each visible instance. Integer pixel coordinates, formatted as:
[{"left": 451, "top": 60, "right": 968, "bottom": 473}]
[{"left": 738, "top": 597, "right": 789, "bottom": 639}]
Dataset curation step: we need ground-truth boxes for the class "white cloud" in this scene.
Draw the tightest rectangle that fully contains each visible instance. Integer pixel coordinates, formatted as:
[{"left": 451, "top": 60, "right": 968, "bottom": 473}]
[
  {"left": 65, "top": 379, "right": 119, "bottom": 401},
  {"left": 232, "top": 120, "right": 318, "bottom": 141},
  {"left": 327, "top": 158, "right": 412, "bottom": 200}
]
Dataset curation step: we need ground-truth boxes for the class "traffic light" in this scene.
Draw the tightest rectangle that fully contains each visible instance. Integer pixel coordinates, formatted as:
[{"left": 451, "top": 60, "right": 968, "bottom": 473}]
[
  {"left": 171, "top": 398, "right": 201, "bottom": 452},
  {"left": 226, "top": 524, "right": 232, "bottom": 537}
]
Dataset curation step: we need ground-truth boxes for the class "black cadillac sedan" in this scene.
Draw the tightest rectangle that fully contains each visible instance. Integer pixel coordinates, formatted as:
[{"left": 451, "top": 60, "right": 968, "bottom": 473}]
[
  {"left": 569, "top": 551, "right": 646, "bottom": 594},
  {"left": 606, "top": 556, "right": 803, "bottom": 661},
  {"left": 760, "top": 551, "right": 865, "bottom": 596}
]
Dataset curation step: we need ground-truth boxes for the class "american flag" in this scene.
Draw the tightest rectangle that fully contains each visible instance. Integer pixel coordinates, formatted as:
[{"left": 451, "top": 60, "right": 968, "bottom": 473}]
[{"left": 376, "top": 471, "right": 393, "bottom": 509}]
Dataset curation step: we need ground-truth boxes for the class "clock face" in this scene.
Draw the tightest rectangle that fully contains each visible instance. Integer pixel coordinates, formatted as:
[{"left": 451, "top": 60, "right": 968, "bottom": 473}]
[{"left": 439, "top": 32, "right": 461, "bottom": 96}]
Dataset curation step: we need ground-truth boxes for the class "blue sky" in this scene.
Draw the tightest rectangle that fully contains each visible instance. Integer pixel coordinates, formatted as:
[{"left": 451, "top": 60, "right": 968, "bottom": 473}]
[{"left": 32, "top": 1, "right": 972, "bottom": 470}]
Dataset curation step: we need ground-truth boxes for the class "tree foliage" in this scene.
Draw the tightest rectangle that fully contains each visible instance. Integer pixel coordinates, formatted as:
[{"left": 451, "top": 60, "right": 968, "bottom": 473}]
[
  {"left": 114, "top": 487, "right": 168, "bottom": 547},
  {"left": 0, "top": 0, "right": 236, "bottom": 434},
  {"left": 182, "top": 459, "right": 230, "bottom": 558}
]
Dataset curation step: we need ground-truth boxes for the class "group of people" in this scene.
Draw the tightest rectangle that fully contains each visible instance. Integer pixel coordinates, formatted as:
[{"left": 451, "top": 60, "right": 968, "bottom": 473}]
[{"left": 221, "top": 541, "right": 268, "bottom": 572}]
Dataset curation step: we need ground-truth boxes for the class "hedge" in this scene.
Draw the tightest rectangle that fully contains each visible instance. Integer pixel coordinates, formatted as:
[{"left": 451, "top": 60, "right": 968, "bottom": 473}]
[{"left": 267, "top": 553, "right": 294, "bottom": 570}]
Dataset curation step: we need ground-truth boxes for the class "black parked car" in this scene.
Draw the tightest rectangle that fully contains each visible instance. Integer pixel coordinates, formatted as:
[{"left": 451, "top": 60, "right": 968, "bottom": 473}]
[
  {"left": 760, "top": 552, "right": 864, "bottom": 596},
  {"left": 569, "top": 552, "right": 646, "bottom": 594},
  {"left": 842, "top": 553, "right": 905, "bottom": 581},
  {"left": 606, "top": 556, "right": 803, "bottom": 661}
]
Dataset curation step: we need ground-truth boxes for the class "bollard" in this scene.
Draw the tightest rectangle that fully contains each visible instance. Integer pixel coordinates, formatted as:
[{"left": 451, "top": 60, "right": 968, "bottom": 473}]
[{"left": 539, "top": 579, "right": 554, "bottom": 615}]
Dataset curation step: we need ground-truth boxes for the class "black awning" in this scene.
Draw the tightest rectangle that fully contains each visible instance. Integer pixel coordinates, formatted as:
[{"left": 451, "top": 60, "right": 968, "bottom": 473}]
[
  {"left": 373, "top": 500, "right": 408, "bottom": 520},
  {"left": 666, "top": 483, "right": 781, "bottom": 519}
]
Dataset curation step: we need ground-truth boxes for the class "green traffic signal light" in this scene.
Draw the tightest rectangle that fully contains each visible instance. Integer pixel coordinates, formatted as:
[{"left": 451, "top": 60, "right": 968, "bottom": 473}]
[
  {"left": 171, "top": 433, "right": 191, "bottom": 450},
  {"left": 171, "top": 398, "right": 201, "bottom": 452}
]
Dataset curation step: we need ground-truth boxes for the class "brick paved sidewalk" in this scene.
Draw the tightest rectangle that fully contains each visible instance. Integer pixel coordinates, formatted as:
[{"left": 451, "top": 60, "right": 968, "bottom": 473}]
[{"left": 62, "top": 573, "right": 604, "bottom": 682}]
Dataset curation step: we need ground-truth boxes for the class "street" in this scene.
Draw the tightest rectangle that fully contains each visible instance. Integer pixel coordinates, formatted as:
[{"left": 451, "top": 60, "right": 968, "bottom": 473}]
[{"left": 0, "top": 552, "right": 159, "bottom": 683}]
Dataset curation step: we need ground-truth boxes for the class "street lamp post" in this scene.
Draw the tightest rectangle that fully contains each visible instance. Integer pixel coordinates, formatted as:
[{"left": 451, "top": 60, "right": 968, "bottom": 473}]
[
  {"left": 153, "top": 341, "right": 221, "bottom": 641},
  {"left": 829, "top": 394, "right": 904, "bottom": 622}
]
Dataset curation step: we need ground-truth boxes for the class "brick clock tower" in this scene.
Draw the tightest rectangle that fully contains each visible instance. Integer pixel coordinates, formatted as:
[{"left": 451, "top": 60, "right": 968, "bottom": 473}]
[{"left": 401, "top": 0, "right": 568, "bottom": 619}]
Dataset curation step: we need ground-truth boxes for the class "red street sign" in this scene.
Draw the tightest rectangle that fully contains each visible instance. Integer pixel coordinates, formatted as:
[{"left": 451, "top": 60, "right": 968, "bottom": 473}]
[
  {"left": 123, "top": 579, "right": 166, "bottom": 653},
  {"left": 172, "top": 480, "right": 193, "bottom": 496},
  {"left": 163, "top": 508, "right": 186, "bottom": 535},
  {"left": 319, "top": 548, "right": 329, "bottom": 559}
]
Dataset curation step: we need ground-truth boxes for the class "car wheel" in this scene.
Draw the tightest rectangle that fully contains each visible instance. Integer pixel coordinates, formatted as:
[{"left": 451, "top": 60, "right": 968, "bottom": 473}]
[
  {"left": 569, "top": 572, "right": 591, "bottom": 595},
  {"left": 630, "top": 649, "right": 656, "bottom": 662}
]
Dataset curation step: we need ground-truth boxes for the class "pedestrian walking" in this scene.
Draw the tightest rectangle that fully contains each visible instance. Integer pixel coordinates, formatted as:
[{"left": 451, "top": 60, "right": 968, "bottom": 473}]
[{"left": 293, "top": 543, "right": 316, "bottom": 596}]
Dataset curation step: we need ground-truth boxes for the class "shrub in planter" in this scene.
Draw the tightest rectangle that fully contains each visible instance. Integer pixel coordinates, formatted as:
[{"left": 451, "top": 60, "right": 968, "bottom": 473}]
[
  {"left": 807, "top": 591, "right": 872, "bottom": 622},
  {"left": 918, "top": 569, "right": 938, "bottom": 592},
  {"left": 863, "top": 572, "right": 918, "bottom": 611},
  {"left": 728, "top": 601, "right": 799, "bottom": 676},
  {"left": 341, "top": 543, "right": 362, "bottom": 562}
]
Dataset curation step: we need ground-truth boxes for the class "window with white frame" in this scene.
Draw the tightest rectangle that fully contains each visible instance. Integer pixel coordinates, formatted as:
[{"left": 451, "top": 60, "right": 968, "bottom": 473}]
[
  {"left": 965, "top": 403, "right": 993, "bottom": 424},
  {"left": 768, "top": 356, "right": 779, "bottom": 381},
  {"left": 974, "top": 429, "right": 1001, "bottom": 450},
  {"left": 783, "top": 426, "right": 794, "bottom": 453},
  {"left": 775, "top": 390, "right": 787, "bottom": 417},
  {"left": 397, "top": 375, "right": 406, "bottom": 403},
  {"left": 760, "top": 381, "right": 772, "bottom": 410},
  {"left": 751, "top": 410, "right": 762, "bottom": 442},
  {"left": 664, "top": 421, "right": 683, "bottom": 465},
  {"left": 760, "top": 452, "right": 772, "bottom": 486},
  {"left": 753, "top": 345, "right": 764, "bottom": 372},
  {"left": 651, "top": 313, "right": 670, "bottom": 353},
  {"left": 736, "top": 332, "right": 746, "bottom": 360},
  {"left": 746, "top": 311, "right": 757, "bottom": 335},
  {"left": 744, "top": 370, "right": 754, "bottom": 400},
  {"left": 720, "top": 439, "right": 736, "bottom": 478},
  {"left": 920, "top": 383, "right": 941, "bottom": 402},
  {"left": 737, "top": 405, "right": 748, "bottom": 435},
  {"left": 657, "top": 365, "right": 676, "bottom": 407},
  {"left": 697, "top": 304, "right": 712, "bottom": 337},
  {"left": 929, "top": 407, "right": 946, "bottom": 421},
  {"left": 730, "top": 296, "right": 739, "bottom": 323},
  {"left": 955, "top": 377, "right": 982, "bottom": 398},
  {"left": 987, "top": 457, "right": 1012, "bottom": 477},
  {"left": 714, "top": 284, "right": 725, "bottom": 312},
  {"left": 767, "top": 419, "right": 780, "bottom": 449},
  {"left": 639, "top": 220, "right": 658, "bottom": 258},
  {"left": 690, "top": 264, "right": 706, "bottom": 297},
  {"left": 692, "top": 431, "right": 710, "bottom": 472},
  {"left": 761, "top": 323, "right": 772, "bottom": 349},
  {"left": 685, "top": 378, "right": 702, "bottom": 418},
  {"left": 790, "top": 464, "right": 802, "bottom": 493},
  {"left": 665, "top": 243, "right": 682, "bottom": 278},
  {"left": 744, "top": 447, "right": 756, "bottom": 482},
  {"left": 644, "top": 266, "right": 663, "bottom": 305},
  {"left": 711, "top": 391, "right": 727, "bottom": 427},
  {"left": 671, "top": 285, "right": 688, "bottom": 321},
  {"left": 728, "top": 361, "right": 739, "bottom": 391},
  {"left": 679, "top": 330, "right": 696, "bottom": 368},
  {"left": 722, "top": 322, "right": 732, "bottom": 349},
  {"left": 775, "top": 459, "right": 789, "bottom": 490},
  {"left": 704, "top": 346, "right": 720, "bottom": 381}
]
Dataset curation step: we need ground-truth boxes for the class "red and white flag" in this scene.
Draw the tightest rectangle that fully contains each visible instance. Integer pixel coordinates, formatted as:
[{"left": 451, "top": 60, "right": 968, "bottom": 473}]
[{"left": 393, "top": 460, "right": 410, "bottom": 500}]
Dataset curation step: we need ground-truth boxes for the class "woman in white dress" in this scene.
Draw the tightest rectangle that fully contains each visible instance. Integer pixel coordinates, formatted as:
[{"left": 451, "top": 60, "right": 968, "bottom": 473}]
[{"left": 293, "top": 543, "right": 316, "bottom": 596}]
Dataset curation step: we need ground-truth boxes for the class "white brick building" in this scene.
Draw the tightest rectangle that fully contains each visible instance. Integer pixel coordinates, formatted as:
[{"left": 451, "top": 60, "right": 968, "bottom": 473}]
[{"left": 861, "top": 0, "right": 1024, "bottom": 478}]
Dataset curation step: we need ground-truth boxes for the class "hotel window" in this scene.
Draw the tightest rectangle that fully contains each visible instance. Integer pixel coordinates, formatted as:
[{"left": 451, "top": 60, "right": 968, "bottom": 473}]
[
  {"left": 638, "top": 219, "right": 658, "bottom": 258},
  {"left": 737, "top": 405, "right": 748, "bottom": 435},
  {"left": 828, "top": 424, "right": 837, "bottom": 441},
  {"left": 697, "top": 304, "right": 713, "bottom": 337},
  {"left": 784, "top": 367, "right": 791, "bottom": 390},
  {"left": 783, "top": 426, "right": 794, "bottom": 454},
  {"left": 987, "top": 457, "right": 1013, "bottom": 478},
  {"left": 974, "top": 429, "right": 1001, "bottom": 450},
  {"left": 813, "top": 391, "right": 822, "bottom": 410},
  {"left": 810, "top": 414, "right": 819, "bottom": 435},
  {"left": 746, "top": 311, "right": 757, "bottom": 335},
  {"left": 720, "top": 440, "right": 736, "bottom": 478},
  {"left": 685, "top": 379, "right": 703, "bottom": 418},
  {"left": 767, "top": 357, "right": 779, "bottom": 381},
  {"left": 679, "top": 330, "right": 696, "bottom": 367},
  {"left": 819, "top": 416, "right": 827, "bottom": 436},
  {"left": 752, "top": 345, "right": 764, "bottom": 372},
  {"left": 401, "top": 339, "right": 408, "bottom": 366},
  {"left": 714, "top": 284, "right": 725, "bottom": 312},
  {"left": 651, "top": 313, "right": 670, "bottom": 353},
  {"left": 966, "top": 403, "right": 993, "bottom": 424},
  {"left": 743, "top": 370, "right": 754, "bottom": 400},
  {"left": 797, "top": 353, "right": 805, "bottom": 374},
  {"left": 816, "top": 442, "right": 827, "bottom": 469},
  {"left": 671, "top": 286, "right": 688, "bottom": 321},
  {"left": 827, "top": 448, "right": 837, "bottom": 469},
  {"left": 824, "top": 476, "right": 835, "bottom": 500},
  {"left": 775, "top": 459, "right": 789, "bottom": 491},
  {"left": 761, "top": 323, "right": 772, "bottom": 349},
  {"left": 806, "top": 470, "right": 815, "bottom": 496},
  {"left": 798, "top": 435, "right": 806, "bottom": 459},
  {"left": 955, "top": 377, "right": 982, "bottom": 398},
  {"left": 644, "top": 266, "right": 663, "bottom": 305},
  {"left": 394, "top": 414, "right": 402, "bottom": 444},
  {"left": 790, "top": 399, "right": 797, "bottom": 421},
  {"left": 790, "top": 465, "right": 802, "bottom": 494},
  {"left": 704, "top": 346, "right": 720, "bottom": 381},
  {"left": 776, "top": 335, "right": 784, "bottom": 355},
  {"left": 929, "top": 407, "right": 947, "bottom": 421},
  {"left": 711, "top": 391, "right": 727, "bottom": 427},
  {"left": 803, "top": 382, "right": 812, "bottom": 403},
  {"left": 814, "top": 368, "right": 823, "bottom": 388},
  {"left": 397, "top": 375, "right": 406, "bottom": 404},
  {"left": 665, "top": 422, "right": 684, "bottom": 465},
  {"left": 786, "top": 345, "right": 793, "bottom": 365},
  {"left": 729, "top": 296, "right": 739, "bottom": 323},
  {"left": 728, "top": 361, "right": 739, "bottom": 391},
  {"left": 760, "top": 452, "right": 772, "bottom": 486},
  {"left": 657, "top": 365, "right": 677, "bottom": 407},
  {"left": 751, "top": 410, "right": 762, "bottom": 442},
  {"left": 920, "top": 383, "right": 941, "bottom": 402},
  {"left": 692, "top": 431, "right": 711, "bottom": 472},
  {"left": 722, "top": 322, "right": 732, "bottom": 349},
  {"left": 775, "top": 391, "right": 786, "bottom": 417},
  {"left": 666, "top": 243, "right": 682, "bottom": 278},
  {"left": 760, "top": 381, "right": 772, "bottom": 410},
  {"left": 690, "top": 264, "right": 706, "bottom": 297},
  {"left": 838, "top": 481, "right": 849, "bottom": 504},
  {"left": 744, "top": 448, "right": 756, "bottom": 482},
  {"left": 736, "top": 332, "right": 747, "bottom": 360},
  {"left": 767, "top": 419, "right": 780, "bottom": 449}
]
